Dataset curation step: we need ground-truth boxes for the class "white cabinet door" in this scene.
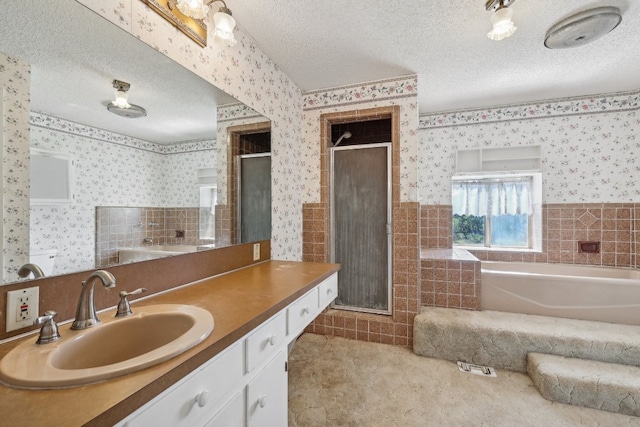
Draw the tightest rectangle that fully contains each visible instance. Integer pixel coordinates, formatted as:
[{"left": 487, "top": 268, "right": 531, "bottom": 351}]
[
  {"left": 203, "top": 390, "right": 245, "bottom": 427},
  {"left": 247, "top": 350, "right": 288, "bottom": 427}
]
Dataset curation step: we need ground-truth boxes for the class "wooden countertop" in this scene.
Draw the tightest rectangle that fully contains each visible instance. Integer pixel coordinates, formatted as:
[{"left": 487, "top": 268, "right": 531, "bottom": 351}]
[{"left": 0, "top": 260, "right": 339, "bottom": 426}]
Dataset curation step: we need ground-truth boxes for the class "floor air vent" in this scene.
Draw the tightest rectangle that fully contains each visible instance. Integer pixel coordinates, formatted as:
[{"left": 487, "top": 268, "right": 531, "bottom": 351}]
[{"left": 457, "top": 361, "right": 497, "bottom": 377}]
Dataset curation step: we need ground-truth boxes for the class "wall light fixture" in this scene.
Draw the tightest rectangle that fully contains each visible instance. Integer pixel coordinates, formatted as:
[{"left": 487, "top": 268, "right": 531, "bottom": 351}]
[
  {"left": 176, "top": 0, "right": 237, "bottom": 46},
  {"left": 486, "top": 0, "right": 518, "bottom": 41}
]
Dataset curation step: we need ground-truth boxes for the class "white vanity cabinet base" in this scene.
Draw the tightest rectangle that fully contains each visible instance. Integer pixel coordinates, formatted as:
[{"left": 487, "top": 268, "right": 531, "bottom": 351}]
[{"left": 116, "top": 272, "right": 337, "bottom": 427}]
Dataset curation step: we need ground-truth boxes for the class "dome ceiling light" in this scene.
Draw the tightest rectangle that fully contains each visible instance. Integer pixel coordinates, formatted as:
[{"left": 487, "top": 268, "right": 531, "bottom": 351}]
[
  {"left": 486, "top": 0, "right": 518, "bottom": 41},
  {"left": 107, "top": 80, "right": 147, "bottom": 119},
  {"left": 544, "top": 6, "right": 622, "bottom": 49}
]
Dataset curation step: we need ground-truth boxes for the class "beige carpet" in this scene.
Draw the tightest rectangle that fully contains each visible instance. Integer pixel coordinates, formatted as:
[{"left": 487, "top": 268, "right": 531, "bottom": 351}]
[{"left": 288, "top": 333, "right": 640, "bottom": 427}]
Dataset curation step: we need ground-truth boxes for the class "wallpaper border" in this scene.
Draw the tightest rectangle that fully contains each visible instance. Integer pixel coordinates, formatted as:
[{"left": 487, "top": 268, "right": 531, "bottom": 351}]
[
  {"left": 303, "top": 75, "right": 418, "bottom": 111},
  {"left": 30, "top": 111, "right": 216, "bottom": 155},
  {"left": 419, "top": 89, "right": 640, "bottom": 129},
  {"left": 217, "top": 103, "right": 264, "bottom": 123}
]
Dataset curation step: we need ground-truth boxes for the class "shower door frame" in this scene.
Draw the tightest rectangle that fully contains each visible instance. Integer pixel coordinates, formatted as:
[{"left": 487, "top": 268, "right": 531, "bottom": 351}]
[{"left": 330, "top": 143, "right": 393, "bottom": 315}]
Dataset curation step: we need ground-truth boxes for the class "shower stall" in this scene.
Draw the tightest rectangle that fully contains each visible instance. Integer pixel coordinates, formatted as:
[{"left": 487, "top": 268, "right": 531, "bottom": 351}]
[{"left": 330, "top": 120, "right": 392, "bottom": 314}]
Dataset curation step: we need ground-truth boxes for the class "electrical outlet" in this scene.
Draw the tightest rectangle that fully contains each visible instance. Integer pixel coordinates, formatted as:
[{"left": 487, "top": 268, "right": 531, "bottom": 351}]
[
  {"left": 253, "top": 243, "right": 261, "bottom": 261},
  {"left": 6, "top": 287, "right": 39, "bottom": 332}
]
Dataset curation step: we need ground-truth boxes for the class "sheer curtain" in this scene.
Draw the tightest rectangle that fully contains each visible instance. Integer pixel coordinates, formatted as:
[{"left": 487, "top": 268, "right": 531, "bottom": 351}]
[{"left": 452, "top": 178, "right": 532, "bottom": 216}]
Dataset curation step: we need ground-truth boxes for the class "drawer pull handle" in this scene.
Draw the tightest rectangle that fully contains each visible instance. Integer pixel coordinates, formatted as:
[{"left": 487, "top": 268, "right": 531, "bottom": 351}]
[
  {"left": 258, "top": 395, "right": 268, "bottom": 408},
  {"left": 195, "top": 390, "right": 210, "bottom": 408},
  {"left": 268, "top": 335, "right": 277, "bottom": 346},
  {"left": 303, "top": 306, "right": 310, "bottom": 315},
  {"left": 327, "top": 288, "right": 333, "bottom": 294}
]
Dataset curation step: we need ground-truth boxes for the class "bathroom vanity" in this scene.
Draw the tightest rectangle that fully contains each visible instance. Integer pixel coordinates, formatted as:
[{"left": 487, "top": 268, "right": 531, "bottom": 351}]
[{"left": 0, "top": 260, "right": 339, "bottom": 426}]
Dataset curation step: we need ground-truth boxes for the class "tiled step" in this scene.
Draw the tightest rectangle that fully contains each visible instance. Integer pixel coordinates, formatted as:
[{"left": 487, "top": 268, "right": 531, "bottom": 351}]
[
  {"left": 413, "top": 307, "right": 640, "bottom": 372},
  {"left": 528, "top": 352, "right": 640, "bottom": 417}
]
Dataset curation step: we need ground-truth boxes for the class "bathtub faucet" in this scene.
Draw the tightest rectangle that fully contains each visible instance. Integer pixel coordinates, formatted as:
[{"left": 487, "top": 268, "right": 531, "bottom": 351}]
[{"left": 143, "top": 237, "right": 153, "bottom": 245}]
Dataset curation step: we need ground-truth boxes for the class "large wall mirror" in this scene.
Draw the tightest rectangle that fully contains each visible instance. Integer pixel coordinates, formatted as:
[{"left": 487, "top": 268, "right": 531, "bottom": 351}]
[{"left": 0, "top": 0, "right": 271, "bottom": 284}]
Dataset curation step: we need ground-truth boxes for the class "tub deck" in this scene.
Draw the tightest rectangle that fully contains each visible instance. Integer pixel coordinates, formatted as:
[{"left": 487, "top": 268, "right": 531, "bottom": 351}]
[{"left": 414, "top": 307, "right": 640, "bottom": 417}]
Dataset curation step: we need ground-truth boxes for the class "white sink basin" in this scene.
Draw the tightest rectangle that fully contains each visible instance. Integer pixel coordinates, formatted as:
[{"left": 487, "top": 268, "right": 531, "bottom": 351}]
[{"left": 0, "top": 304, "right": 214, "bottom": 389}]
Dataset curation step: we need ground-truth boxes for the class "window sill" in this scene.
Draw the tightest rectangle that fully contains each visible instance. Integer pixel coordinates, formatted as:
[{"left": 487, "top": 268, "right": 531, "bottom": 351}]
[{"left": 454, "top": 245, "right": 542, "bottom": 254}]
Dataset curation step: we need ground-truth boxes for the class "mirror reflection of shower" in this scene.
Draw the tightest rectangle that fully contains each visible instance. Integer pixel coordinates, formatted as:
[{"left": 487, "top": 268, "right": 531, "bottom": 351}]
[{"left": 334, "top": 131, "right": 352, "bottom": 146}]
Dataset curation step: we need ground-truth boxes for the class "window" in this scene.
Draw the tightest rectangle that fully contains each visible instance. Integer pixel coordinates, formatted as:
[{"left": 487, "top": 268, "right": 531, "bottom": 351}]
[
  {"left": 452, "top": 176, "right": 535, "bottom": 249},
  {"left": 199, "top": 186, "right": 217, "bottom": 241},
  {"left": 197, "top": 168, "right": 217, "bottom": 242}
]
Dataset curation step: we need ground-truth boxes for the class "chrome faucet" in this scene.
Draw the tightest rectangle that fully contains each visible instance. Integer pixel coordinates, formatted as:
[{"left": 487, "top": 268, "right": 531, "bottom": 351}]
[
  {"left": 116, "top": 288, "right": 147, "bottom": 317},
  {"left": 17, "top": 263, "right": 45, "bottom": 279},
  {"left": 34, "top": 311, "right": 61, "bottom": 344},
  {"left": 71, "top": 270, "right": 116, "bottom": 330}
]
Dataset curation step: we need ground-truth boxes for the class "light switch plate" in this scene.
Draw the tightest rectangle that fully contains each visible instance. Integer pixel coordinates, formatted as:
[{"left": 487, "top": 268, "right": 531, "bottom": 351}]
[{"left": 6, "top": 287, "right": 39, "bottom": 332}]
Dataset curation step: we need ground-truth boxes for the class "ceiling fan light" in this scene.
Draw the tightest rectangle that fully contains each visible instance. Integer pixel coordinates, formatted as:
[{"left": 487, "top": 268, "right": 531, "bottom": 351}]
[
  {"left": 112, "top": 90, "right": 130, "bottom": 109},
  {"left": 213, "top": 11, "right": 237, "bottom": 46},
  {"left": 487, "top": 7, "right": 517, "bottom": 41},
  {"left": 176, "top": 0, "right": 210, "bottom": 20}
]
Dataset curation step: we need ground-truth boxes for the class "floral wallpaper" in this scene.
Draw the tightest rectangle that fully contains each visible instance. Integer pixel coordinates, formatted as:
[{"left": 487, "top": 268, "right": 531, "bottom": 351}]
[
  {"left": 0, "top": 53, "right": 31, "bottom": 282},
  {"left": 77, "top": 0, "right": 304, "bottom": 260},
  {"left": 0, "top": 52, "right": 31, "bottom": 282},
  {"left": 418, "top": 91, "right": 640, "bottom": 204},
  {"left": 16, "top": 1, "right": 640, "bottom": 269},
  {"left": 30, "top": 112, "right": 215, "bottom": 275},
  {"left": 302, "top": 76, "right": 419, "bottom": 204}
]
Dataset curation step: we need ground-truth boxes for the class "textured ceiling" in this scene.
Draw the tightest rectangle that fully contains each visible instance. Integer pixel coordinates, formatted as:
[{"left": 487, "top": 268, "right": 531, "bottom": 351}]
[
  {"left": 2, "top": 0, "right": 638, "bottom": 144},
  {"left": 229, "top": 0, "right": 640, "bottom": 113},
  {"left": 0, "top": 0, "right": 236, "bottom": 144}
]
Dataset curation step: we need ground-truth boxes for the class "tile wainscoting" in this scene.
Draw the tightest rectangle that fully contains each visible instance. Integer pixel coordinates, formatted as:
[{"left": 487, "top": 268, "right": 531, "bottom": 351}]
[
  {"left": 420, "top": 203, "right": 639, "bottom": 268},
  {"left": 303, "top": 202, "right": 420, "bottom": 347},
  {"left": 95, "top": 206, "right": 204, "bottom": 268},
  {"left": 305, "top": 202, "right": 638, "bottom": 348}
]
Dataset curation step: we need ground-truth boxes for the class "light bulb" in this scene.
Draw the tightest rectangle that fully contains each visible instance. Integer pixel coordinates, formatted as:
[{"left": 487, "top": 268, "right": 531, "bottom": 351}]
[
  {"left": 213, "top": 11, "right": 237, "bottom": 46},
  {"left": 487, "top": 7, "right": 517, "bottom": 41},
  {"left": 112, "top": 90, "right": 130, "bottom": 109},
  {"left": 176, "top": 0, "right": 209, "bottom": 20}
]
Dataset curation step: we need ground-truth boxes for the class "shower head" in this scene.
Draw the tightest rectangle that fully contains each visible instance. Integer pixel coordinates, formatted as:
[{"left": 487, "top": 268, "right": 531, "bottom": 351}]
[{"left": 334, "top": 131, "right": 352, "bottom": 146}]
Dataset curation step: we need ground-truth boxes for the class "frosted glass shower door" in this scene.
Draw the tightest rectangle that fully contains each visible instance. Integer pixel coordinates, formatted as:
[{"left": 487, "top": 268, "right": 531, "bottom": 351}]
[
  {"left": 331, "top": 143, "right": 391, "bottom": 314},
  {"left": 238, "top": 153, "right": 271, "bottom": 243}
]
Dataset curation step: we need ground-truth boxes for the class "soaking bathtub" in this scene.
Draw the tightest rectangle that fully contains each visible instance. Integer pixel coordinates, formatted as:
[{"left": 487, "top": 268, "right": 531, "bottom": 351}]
[
  {"left": 481, "top": 261, "right": 640, "bottom": 326},
  {"left": 118, "top": 245, "right": 200, "bottom": 263}
]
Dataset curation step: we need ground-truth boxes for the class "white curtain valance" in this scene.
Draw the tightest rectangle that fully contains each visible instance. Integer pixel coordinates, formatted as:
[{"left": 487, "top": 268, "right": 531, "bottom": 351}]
[{"left": 452, "top": 178, "right": 532, "bottom": 216}]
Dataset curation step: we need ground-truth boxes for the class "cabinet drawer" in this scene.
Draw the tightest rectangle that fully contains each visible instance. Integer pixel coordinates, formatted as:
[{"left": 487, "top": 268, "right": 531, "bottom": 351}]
[
  {"left": 123, "top": 342, "right": 243, "bottom": 427},
  {"left": 286, "top": 288, "right": 318, "bottom": 337},
  {"left": 246, "top": 312, "right": 286, "bottom": 373},
  {"left": 318, "top": 273, "right": 338, "bottom": 310}
]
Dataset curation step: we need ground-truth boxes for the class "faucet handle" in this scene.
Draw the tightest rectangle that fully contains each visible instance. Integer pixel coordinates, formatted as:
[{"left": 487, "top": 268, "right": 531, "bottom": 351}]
[
  {"left": 34, "top": 310, "right": 61, "bottom": 344},
  {"left": 116, "top": 288, "right": 147, "bottom": 317}
]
